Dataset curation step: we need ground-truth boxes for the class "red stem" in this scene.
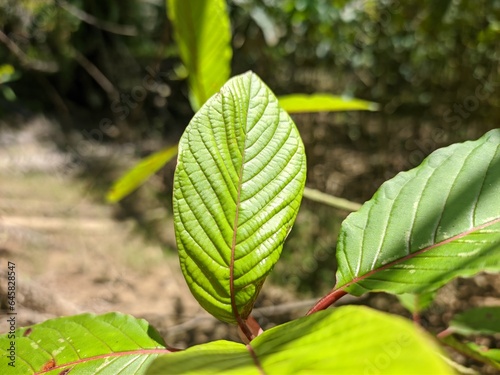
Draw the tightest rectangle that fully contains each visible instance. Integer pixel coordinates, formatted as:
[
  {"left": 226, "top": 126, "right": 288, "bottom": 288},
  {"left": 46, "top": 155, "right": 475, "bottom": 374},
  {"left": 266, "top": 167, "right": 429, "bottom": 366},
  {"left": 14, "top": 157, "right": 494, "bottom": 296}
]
[
  {"left": 306, "top": 289, "right": 348, "bottom": 315},
  {"left": 436, "top": 327, "right": 453, "bottom": 339}
]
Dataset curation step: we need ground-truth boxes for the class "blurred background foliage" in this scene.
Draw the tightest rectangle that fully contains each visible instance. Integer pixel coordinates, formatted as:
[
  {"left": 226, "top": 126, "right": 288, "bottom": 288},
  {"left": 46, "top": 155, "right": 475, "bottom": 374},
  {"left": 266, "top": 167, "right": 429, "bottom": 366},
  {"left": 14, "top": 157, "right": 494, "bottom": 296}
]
[
  {"left": 1, "top": 0, "right": 499, "bottom": 135},
  {"left": 1, "top": 0, "right": 499, "bottom": 294}
]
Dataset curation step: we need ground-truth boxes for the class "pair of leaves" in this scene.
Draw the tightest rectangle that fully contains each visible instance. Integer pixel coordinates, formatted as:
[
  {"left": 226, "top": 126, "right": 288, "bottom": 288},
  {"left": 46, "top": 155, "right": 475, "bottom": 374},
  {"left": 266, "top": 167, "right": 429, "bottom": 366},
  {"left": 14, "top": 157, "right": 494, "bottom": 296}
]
[
  {"left": 106, "top": 0, "right": 377, "bottom": 204},
  {"left": 0, "top": 306, "right": 453, "bottom": 374},
  {"left": 172, "top": 70, "right": 500, "bottom": 324}
]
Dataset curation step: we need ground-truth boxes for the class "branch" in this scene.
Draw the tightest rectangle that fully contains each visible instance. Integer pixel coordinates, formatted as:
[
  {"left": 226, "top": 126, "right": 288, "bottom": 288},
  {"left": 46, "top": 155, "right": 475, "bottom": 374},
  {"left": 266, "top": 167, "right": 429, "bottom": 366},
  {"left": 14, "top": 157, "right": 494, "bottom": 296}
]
[
  {"left": 303, "top": 187, "right": 362, "bottom": 211},
  {"left": 0, "top": 30, "right": 59, "bottom": 73},
  {"left": 70, "top": 48, "right": 119, "bottom": 100},
  {"left": 56, "top": 0, "right": 138, "bottom": 36},
  {"left": 306, "top": 289, "right": 348, "bottom": 315}
]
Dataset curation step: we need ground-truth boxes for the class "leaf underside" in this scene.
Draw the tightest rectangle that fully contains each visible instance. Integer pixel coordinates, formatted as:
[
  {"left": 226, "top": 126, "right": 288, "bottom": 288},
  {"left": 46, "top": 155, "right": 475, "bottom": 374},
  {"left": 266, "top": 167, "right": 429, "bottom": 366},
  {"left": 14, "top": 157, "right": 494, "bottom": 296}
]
[
  {"left": 0, "top": 313, "right": 168, "bottom": 375},
  {"left": 335, "top": 129, "right": 500, "bottom": 296},
  {"left": 173, "top": 71, "right": 307, "bottom": 323},
  {"left": 147, "top": 305, "right": 453, "bottom": 374},
  {"left": 167, "top": 0, "right": 232, "bottom": 110}
]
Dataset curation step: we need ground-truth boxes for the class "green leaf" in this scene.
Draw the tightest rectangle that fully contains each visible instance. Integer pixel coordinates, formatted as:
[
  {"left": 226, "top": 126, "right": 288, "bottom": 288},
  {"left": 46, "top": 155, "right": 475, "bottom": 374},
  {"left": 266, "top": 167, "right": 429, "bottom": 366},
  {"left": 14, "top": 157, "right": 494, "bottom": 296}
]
[
  {"left": 440, "top": 335, "right": 500, "bottom": 370},
  {"left": 173, "top": 71, "right": 307, "bottom": 324},
  {"left": 449, "top": 307, "right": 500, "bottom": 335},
  {"left": 278, "top": 93, "right": 379, "bottom": 113},
  {"left": 0, "top": 313, "right": 169, "bottom": 375},
  {"left": 335, "top": 129, "right": 500, "bottom": 296},
  {"left": 147, "top": 306, "right": 453, "bottom": 374},
  {"left": 106, "top": 145, "right": 178, "bottom": 203},
  {"left": 397, "top": 290, "right": 437, "bottom": 314},
  {"left": 167, "top": 0, "right": 232, "bottom": 110},
  {"left": 467, "top": 343, "right": 500, "bottom": 363}
]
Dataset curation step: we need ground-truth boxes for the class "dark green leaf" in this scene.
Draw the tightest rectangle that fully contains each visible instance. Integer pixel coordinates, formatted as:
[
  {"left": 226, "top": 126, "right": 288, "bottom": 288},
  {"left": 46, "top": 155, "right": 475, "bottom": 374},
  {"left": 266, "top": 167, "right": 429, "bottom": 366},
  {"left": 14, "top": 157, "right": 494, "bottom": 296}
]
[{"left": 450, "top": 306, "right": 500, "bottom": 335}]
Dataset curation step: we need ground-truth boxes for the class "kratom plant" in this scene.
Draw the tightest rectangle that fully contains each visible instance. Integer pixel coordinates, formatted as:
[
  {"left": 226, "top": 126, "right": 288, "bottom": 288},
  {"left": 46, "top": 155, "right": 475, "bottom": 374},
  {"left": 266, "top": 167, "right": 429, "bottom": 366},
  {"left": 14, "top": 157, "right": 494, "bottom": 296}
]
[
  {"left": 106, "top": 0, "right": 377, "bottom": 206},
  {"left": 1, "top": 71, "right": 499, "bottom": 374}
]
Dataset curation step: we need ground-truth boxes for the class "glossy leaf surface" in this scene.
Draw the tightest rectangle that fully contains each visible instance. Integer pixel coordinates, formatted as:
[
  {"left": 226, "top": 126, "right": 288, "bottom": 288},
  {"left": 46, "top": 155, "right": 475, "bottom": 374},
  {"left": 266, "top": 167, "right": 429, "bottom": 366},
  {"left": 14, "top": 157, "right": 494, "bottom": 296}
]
[
  {"left": 335, "top": 129, "right": 500, "bottom": 296},
  {"left": 167, "top": 0, "right": 232, "bottom": 110},
  {"left": 173, "top": 71, "right": 306, "bottom": 323},
  {"left": 0, "top": 313, "right": 169, "bottom": 374},
  {"left": 147, "top": 306, "right": 453, "bottom": 374}
]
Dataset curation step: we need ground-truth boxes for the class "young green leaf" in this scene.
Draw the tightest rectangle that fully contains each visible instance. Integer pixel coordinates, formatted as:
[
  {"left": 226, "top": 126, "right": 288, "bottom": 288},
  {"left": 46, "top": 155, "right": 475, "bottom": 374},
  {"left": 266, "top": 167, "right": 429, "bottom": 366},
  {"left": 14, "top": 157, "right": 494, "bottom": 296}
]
[
  {"left": 278, "top": 93, "right": 379, "bottom": 113},
  {"left": 147, "top": 306, "right": 453, "bottom": 374},
  {"left": 167, "top": 0, "right": 232, "bottom": 110},
  {"left": 397, "top": 290, "right": 437, "bottom": 314},
  {"left": 0, "top": 313, "right": 170, "bottom": 374},
  {"left": 106, "top": 145, "right": 178, "bottom": 203},
  {"left": 173, "top": 71, "right": 307, "bottom": 324},
  {"left": 334, "top": 129, "right": 500, "bottom": 297},
  {"left": 449, "top": 306, "right": 500, "bottom": 336}
]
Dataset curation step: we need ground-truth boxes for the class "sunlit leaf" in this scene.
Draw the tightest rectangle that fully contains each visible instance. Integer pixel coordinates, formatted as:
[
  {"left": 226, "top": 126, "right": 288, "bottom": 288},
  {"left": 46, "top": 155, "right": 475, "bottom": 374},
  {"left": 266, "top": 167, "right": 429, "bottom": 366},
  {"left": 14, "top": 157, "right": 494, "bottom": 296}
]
[
  {"left": 173, "top": 71, "right": 306, "bottom": 323},
  {"left": 0, "top": 313, "right": 169, "bottom": 374},
  {"left": 335, "top": 129, "right": 500, "bottom": 296},
  {"left": 397, "top": 290, "right": 437, "bottom": 314},
  {"left": 278, "top": 93, "right": 379, "bottom": 113},
  {"left": 106, "top": 145, "right": 178, "bottom": 203},
  {"left": 167, "top": 0, "right": 232, "bottom": 110},
  {"left": 147, "top": 306, "right": 453, "bottom": 374}
]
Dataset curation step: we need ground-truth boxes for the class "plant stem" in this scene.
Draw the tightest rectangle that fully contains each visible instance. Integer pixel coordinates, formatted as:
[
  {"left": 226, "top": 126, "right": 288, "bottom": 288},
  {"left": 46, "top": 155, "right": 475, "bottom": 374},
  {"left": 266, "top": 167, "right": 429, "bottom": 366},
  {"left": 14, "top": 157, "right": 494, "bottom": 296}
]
[
  {"left": 306, "top": 289, "right": 348, "bottom": 315},
  {"left": 302, "top": 187, "right": 362, "bottom": 211},
  {"left": 436, "top": 327, "right": 453, "bottom": 339}
]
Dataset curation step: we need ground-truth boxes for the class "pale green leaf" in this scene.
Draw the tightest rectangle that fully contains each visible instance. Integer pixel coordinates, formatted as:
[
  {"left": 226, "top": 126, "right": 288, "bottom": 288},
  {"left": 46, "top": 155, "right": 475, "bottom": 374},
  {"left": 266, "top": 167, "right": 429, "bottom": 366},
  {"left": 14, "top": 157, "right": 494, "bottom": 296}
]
[
  {"left": 0, "top": 313, "right": 169, "bottom": 375},
  {"left": 147, "top": 306, "right": 453, "bottom": 374},
  {"left": 106, "top": 145, "right": 178, "bottom": 203},
  {"left": 167, "top": 0, "right": 232, "bottom": 110},
  {"left": 449, "top": 307, "right": 500, "bottom": 336},
  {"left": 278, "top": 93, "right": 379, "bottom": 113},
  {"left": 398, "top": 290, "right": 437, "bottom": 314},
  {"left": 173, "top": 71, "right": 307, "bottom": 323},
  {"left": 335, "top": 129, "right": 500, "bottom": 296}
]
